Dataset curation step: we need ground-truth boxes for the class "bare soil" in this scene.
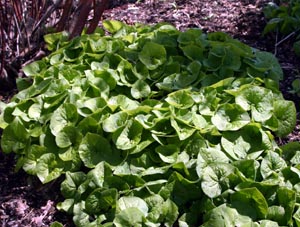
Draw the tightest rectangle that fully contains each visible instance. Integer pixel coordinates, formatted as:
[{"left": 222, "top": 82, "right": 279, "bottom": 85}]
[{"left": 0, "top": 0, "right": 299, "bottom": 226}]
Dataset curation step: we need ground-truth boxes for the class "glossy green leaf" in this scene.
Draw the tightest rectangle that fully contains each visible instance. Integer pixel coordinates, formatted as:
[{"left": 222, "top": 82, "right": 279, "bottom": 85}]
[
  {"left": 114, "top": 207, "right": 145, "bottom": 227},
  {"left": 50, "top": 103, "right": 78, "bottom": 136},
  {"left": 138, "top": 42, "right": 167, "bottom": 70},
  {"left": 260, "top": 151, "right": 287, "bottom": 179},
  {"left": 23, "top": 60, "right": 47, "bottom": 76},
  {"left": 235, "top": 85, "right": 274, "bottom": 122},
  {"left": 155, "top": 144, "right": 179, "bottom": 164},
  {"left": 88, "top": 37, "right": 107, "bottom": 52},
  {"left": 36, "top": 153, "right": 64, "bottom": 183},
  {"left": 79, "top": 133, "right": 114, "bottom": 168},
  {"left": 231, "top": 187, "right": 268, "bottom": 220},
  {"left": 221, "top": 133, "right": 250, "bottom": 160},
  {"left": 293, "top": 206, "right": 300, "bottom": 227},
  {"left": 212, "top": 103, "right": 250, "bottom": 131},
  {"left": 201, "top": 163, "right": 235, "bottom": 198},
  {"left": 85, "top": 188, "right": 118, "bottom": 214},
  {"left": 201, "top": 204, "right": 253, "bottom": 227},
  {"left": 131, "top": 79, "right": 151, "bottom": 99},
  {"left": 180, "top": 45, "right": 203, "bottom": 61},
  {"left": 60, "top": 171, "right": 87, "bottom": 199},
  {"left": 251, "top": 51, "right": 283, "bottom": 82},
  {"left": 1, "top": 118, "right": 29, "bottom": 153},
  {"left": 117, "top": 196, "right": 148, "bottom": 216},
  {"left": 113, "top": 119, "right": 143, "bottom": 150},
  {"left": 273, "top": 100, "right": 296, "bottom": 137},
  {"left": 55, "top": 126, "right": 82, "bottom": 148},
  {"left": 102, "top": 112, "right": 129, "bottom": 133},
  {"left": 196, "top": 145, "right": 230, "bottom": 178},
  {"left": 23, "top": 145, "right": 47, "bottom": 175},
  {"left": 276, "top": 187, "right": 296, "bottom": 226},
  {"left": 103, "top": 20, "right": 126, "bottom": 34},
  {"left": 165, "top": 90, "right": 194, "bottom": 109}
]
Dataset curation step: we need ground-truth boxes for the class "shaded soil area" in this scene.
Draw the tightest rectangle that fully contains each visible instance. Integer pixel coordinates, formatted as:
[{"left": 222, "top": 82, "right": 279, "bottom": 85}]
[{"left": 1, "top": 0, "right": 299, "bottom": 226}]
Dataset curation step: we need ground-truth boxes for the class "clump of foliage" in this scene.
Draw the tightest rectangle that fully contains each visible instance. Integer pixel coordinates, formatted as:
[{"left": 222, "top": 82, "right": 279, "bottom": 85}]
[
  {"left": 263, "top": 0, "right": 300, "bottom": 98},
  {"left": 263, "top": 0, "right": 300, "bottom": 56},
  {"left": 0, "top": 20, "right": 299, "bottom": 226}
]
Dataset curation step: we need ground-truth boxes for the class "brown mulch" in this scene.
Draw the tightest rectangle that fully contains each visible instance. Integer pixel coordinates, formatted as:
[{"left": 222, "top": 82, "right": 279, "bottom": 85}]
[{"left": 0, "top": 0, "right": 299, "bottom": 226}]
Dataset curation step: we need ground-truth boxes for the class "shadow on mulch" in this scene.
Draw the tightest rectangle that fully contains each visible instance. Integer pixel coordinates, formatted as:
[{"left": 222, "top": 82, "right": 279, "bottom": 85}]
[{"left": 0, "top": 152, "right": 75, "bottom": 227}]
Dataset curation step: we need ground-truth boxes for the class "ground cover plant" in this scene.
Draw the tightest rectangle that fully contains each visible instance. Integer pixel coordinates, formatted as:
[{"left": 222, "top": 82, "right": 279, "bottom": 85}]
[
  {"left": 263, "top": 0, "right": 300, "bottom": 56},
  {"left": 0, "top": 19, "right": 299, "bottom": 226},
  {"left": 263, "top": 0, "right": 300, "bottom": 99}
]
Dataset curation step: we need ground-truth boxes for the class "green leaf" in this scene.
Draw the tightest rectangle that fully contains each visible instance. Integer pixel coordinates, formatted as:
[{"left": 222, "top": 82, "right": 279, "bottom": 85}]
[
  {"left": 50, "top": 103, "right": 78, "bottom": 136},
  {"left": 23, "top": 60, "right": 47, "bottom": 76},
  {"left": 177, "top": 28, "right": 204, "bottom": 45},
  {"left": 259, "top": 220, "right": 280, "bottom": 227},
  {"left": 28, "top": 102, "right": 42, "bottom": 120},
  {"left": 79, "top": 133, "right": 116, "bottom": 168},
  {"left": 36, "top": 153, "right": 64, "bottom": 183},
  {"left": 293, "top": 40, "right": 300, "bottom": 57},
  {"left": 113, "top": 119, "right": 143, "bottom": 150},
  {"left": 233, "top": 159, "right": 259, "bottom": 180},
  {"left": 221, "top": 124, "right": 264, "bottom": 160},
  {"left": 103, "top": 20, "right": 126, "bottom": 34},
  {"left": 117, "top": 196, "right": 148, "bottom": 216},
  {"left": 44, "top": 31, "right": 68, "bottom": 51},
  {"left": 23, "top": 145, "right": 47, "bottom": 175},
  {"left": 263, "top": 18, "right": 282, "bottom": 35},
  {"left": 180, "top": 45, "right": 203, "bottom": 61},
  {"left": 201, "top": 204, "right": 253, "bottom": 227},
  {"left": 260, "top": 151, "right": 287, "bottom": 179},
  {"left": 55, "top": 126, "right": 82, "bottom": 148},
  {"left": 161, "top": 199, "right": 179, "bottom": 227},
  {"left": 108, "top": 95, "right": 139, "bottom": 111},
  {"left": 280, "top": 141, "right": 300, "bottom": 162},
  {"left": 211, "top": 103, "right": 250, "bottom": 131},
  {"left": 231, "top": 187, "right": 268, "bottom": 220},
  {"left": 291, "top": 78, "right": 300, "bottom": 96},
  {"left": 86, "top": 188, "right": 118, "bottom": 214},
  {"left": 293, "top": 206, "right": 300, "bottom": 227},
  {"left": 155, "top": 144, "right": 179, "bottom": 164},
  {"left": 196, "top": 145, "right": 230, "bottom": 178},
  {"left": 196, "top": 87, "right": 219, "bottom": 116},
  {"left": 63, "top": 46, "right": 82, "bottom": 62},
  {"left": 245, "top": 51, "right": 283, "bottom": 82},
  {"left": 114, "top": 207, "right": 145, "bottom": 227},
  {"left": 60, "top": 171, "right": 87, "bottom": 199},
  {"left": 235, "top": 85, "right": 273, "bottom": 122},
  {"left": 88, "top": 37, "right": 107, "bottom": 52},
  {"left": 276, "top": 187, "right": 296, "bottom": 226},
  {"left": 267, "top": 206, "right": 286, "bottom": 224},
  {"left": 1, "top": 118, "right": 29, "bottom": 153},
  {"left": 221, "top": 133, "right": 250, "bottom": 160},
  {"left": 73, "top": 201, "right": 91, "bottom": 227},
  {"left": 203, "top": 44, "right": 225, "bottom": 70},
  {"left": 273, "top": 100, "right": 296, "bottom": 137},
  {"left": 50, "top": 221, "right": 64, "bottom": 227},
  {"left": 165, "top": 90, "right": 194, "bottom": 109},
  {"left": 77, "top": 97, "right": 107, "bottom": 117},
  {"left": 102, "top": 112, "right": 129, "bottom": 133},
  {"left": 131, "top": 79, "right": 151, "bottom": 99},
  {"left": 138, "top": 42, "right": 167, "bottom": 70},
  {"left": 172, "top": 119, "right": 196, "bottom": 142},
  {"left": 201, "top": 163, "right": 235, "bottom": 198}
]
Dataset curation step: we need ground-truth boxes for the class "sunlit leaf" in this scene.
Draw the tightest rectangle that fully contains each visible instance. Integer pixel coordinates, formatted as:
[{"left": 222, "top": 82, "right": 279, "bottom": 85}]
[{"left": 138, "top": 42, "right": 167, "bottom": 70}]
